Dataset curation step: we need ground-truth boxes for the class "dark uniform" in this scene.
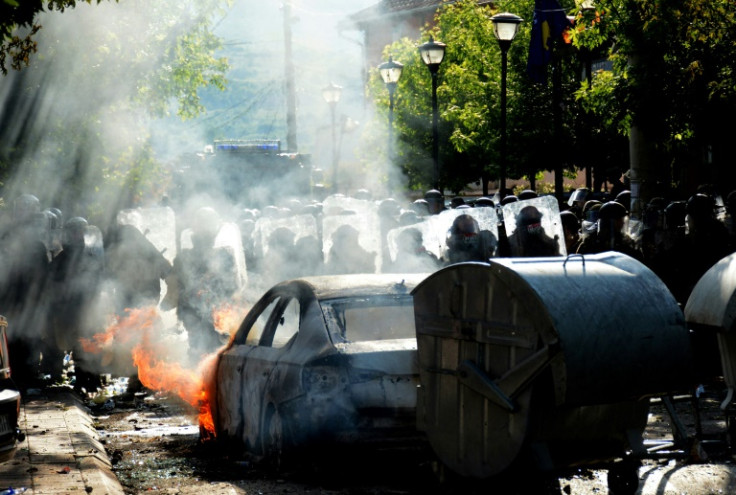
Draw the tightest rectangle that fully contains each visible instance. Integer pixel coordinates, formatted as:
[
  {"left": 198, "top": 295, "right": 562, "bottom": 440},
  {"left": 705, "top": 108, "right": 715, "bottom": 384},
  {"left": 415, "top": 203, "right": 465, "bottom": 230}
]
[
  {"left": 47, "top": 217, "right": 105, "bottom": 390},
  {"left": 577, "top": 201, "right": 642, "bottom": 260},
  {"left": 506, "top": 206, "right": 561, "bottom": 257},
  {"left": 163, "top": 207, "right": 239, "bottom": 364}
]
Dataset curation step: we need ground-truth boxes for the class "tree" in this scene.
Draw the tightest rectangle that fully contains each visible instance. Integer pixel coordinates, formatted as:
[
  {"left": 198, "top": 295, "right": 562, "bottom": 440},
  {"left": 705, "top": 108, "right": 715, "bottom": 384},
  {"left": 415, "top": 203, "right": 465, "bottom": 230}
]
[
  {"left": 363, "top": 0, "right": 595, "bottom": 196},
  {"left": 0, "top": 1, "right": 115, "bottom": 75},
  {"left": 570, "top": 0, "right": 736, "bottom": 206},
  {"left": 0, "top": 0, "right": 230, "bottom": 222}
]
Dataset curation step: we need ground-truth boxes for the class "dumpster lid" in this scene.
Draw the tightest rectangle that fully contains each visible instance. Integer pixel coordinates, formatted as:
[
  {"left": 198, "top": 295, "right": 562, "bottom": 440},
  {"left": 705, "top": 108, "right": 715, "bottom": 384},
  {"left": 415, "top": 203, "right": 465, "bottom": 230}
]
[{"left": 684, "top": 252, "right": 736, "bottom": 330}]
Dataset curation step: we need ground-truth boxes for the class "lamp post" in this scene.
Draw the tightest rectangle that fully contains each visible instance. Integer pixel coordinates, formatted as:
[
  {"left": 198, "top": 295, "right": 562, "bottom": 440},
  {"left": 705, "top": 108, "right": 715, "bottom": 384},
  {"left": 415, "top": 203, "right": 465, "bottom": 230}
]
[
  {"left": 378, "top": 56, "right": 404, "bottom": 163},
  {"left": 581, "top": 1, "right": 595, "bottom": 190},
  {"left": 322, "top": 82, "right": 342, "bottom": 192},
  {"left": 418, "top": 36, "right": 446, "bottom": 191},
  {"left": 491, "top": 12, "right": 523, "bottom": 200}
]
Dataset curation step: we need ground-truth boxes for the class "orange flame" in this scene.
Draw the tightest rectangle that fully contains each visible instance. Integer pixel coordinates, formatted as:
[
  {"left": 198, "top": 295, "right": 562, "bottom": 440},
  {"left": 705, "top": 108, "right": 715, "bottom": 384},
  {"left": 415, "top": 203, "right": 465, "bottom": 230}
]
[
  {"left": 81, "top": 301, "right": 249, "bottom": 438},
  {"left": 132, "top": 333, "right": 219, "bottom": 436},
  {"left": 80, "top": 307, "right": 158, "bottom": 354},
  {"left": 213, "top": 303, "right": 242, "bottom": 337}
]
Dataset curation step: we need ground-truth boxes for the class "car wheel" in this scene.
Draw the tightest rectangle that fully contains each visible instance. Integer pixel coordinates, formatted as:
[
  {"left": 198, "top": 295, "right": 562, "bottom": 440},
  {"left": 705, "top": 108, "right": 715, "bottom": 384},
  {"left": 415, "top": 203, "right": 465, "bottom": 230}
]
[{"left": 262, "top": 405, "right": 286, "bottom": 473}]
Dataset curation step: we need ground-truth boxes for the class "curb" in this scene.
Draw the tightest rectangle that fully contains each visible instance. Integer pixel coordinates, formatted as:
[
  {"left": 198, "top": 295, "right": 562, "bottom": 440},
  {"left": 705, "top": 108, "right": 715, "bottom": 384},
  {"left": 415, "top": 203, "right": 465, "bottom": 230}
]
[
  {"left": 62, "top": 392, "right": 126, "bottom": 495},
  {"left": 0, "top": 387, "right": 126, "bottom": 495}
]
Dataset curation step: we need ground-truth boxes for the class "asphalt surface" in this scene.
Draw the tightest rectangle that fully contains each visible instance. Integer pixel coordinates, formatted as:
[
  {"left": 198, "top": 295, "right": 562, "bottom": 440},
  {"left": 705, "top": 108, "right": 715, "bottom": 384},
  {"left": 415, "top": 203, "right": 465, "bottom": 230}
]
[
  {"left": 3, "top": 384, "right": 736, "bottom": 494},
  {"left": 0, "top": 386, "right": 124, "bottom": 495}
]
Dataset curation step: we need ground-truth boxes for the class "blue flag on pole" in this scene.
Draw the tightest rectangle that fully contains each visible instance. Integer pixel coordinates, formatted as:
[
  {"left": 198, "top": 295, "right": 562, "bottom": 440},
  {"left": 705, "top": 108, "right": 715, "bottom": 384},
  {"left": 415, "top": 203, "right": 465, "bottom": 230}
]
[{"left": 527, "top": 0, "right": 572, "bottom": 83}]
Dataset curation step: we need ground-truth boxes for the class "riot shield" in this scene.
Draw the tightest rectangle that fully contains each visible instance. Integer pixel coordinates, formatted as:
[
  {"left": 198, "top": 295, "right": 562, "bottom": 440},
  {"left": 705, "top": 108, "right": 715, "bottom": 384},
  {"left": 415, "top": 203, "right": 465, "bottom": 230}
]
[
  {"left": 116, "top": 207, "right": 177, "bottom": 264},
  {"left": 322, "top": 195, "right": 381, "bottom": 274},
  {"left": 179, "top": 222, "right": 248, "bottom": 291},
  {"left": 387, "top": 207, "right": 500, "bottom": 265},
  {"left": 115, "top": 207, "right": 179, "bottom": 331},
  {"left": 502, "top": 195, "right": 566, "bottom": 257}
]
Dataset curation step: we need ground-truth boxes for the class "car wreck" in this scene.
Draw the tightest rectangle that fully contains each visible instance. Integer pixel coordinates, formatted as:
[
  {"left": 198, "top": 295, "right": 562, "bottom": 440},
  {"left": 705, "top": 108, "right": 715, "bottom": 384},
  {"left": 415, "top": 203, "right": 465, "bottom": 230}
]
[{"left": 204, "top": 273, "right": 430, "bottom": 465}]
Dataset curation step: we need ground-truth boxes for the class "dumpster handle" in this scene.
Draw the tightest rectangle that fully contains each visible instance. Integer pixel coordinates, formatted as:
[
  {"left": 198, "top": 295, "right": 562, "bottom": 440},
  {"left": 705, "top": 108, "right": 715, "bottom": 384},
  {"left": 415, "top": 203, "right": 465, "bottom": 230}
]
[{"left": 563, "top": 253, "right": 585, "bottom": 269}]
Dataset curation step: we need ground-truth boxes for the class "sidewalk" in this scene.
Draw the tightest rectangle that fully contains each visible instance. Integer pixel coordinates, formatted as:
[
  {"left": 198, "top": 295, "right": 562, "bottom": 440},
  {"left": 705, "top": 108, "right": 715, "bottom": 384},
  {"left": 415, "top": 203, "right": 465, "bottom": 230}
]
[{"left": 0, "top": 386, "right": 124, "bottom": 495}]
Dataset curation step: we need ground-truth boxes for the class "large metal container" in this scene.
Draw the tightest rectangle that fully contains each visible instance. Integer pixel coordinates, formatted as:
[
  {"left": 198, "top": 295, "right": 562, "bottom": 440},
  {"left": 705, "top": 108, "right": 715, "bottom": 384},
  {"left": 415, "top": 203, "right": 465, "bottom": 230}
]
[
  {"left": 412, "top": 252, "right": 692, "bottom": 479},
  {"left": 684, "top": 252, "right": 736, "bottom": 408}
]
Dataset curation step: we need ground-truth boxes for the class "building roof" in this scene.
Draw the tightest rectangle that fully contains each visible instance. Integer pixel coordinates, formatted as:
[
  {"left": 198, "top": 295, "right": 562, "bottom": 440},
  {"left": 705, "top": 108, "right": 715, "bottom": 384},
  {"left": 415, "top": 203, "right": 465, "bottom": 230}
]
[{"left": 342, "top": 0, "right": 495, "bottom": 30}]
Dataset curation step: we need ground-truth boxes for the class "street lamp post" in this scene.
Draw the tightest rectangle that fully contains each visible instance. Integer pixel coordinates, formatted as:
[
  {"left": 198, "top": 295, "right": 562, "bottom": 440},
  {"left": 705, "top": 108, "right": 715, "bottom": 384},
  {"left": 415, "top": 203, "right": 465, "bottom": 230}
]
[
  {"left": 322, "top": 82, "right": 342, "bottom": 192},
  {"left": 418, "top": 36, "right": 446, "bottom": 191},
  {"left": 491, "top": 12, "right": 523, "bottom": 200},
  {"left": 378, "top": 56, "right": 404, "bottom": 163}
]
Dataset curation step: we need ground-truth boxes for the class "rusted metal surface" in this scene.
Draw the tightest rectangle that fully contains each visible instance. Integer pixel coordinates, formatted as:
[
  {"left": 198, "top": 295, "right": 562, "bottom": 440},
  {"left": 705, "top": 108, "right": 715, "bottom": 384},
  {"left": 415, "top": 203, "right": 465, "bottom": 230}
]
[
  {"left": 211, "top": 273, "right": 429, "bottom": 459},
  {"left": 412, "top": 252, "right": 691, "bottom": 479}
]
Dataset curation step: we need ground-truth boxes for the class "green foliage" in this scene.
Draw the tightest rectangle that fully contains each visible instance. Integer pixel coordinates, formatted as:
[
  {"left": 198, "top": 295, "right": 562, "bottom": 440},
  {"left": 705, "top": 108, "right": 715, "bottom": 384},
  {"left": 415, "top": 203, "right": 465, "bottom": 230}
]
[
  {"left": 569, "top": 0, "right": 736, "bottom": 183},
  {"left": 0, "top": 0, "right": 231, "bottom": 219},
  {"left": 363, "top": 0, "right": 590, "bottom": 193},
  {"left": 0, "top": 1, "right": 112, "bottom": 74}
]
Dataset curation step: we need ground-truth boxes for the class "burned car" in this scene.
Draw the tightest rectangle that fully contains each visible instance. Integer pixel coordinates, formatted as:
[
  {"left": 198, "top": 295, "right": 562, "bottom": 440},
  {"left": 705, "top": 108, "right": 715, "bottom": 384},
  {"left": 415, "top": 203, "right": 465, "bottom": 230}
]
[
  {"left": 0, "top": 315, "right": 23, "bottom": 463},
  {"left": 206, "top": 273, "right": 429, "bottom": 465}
]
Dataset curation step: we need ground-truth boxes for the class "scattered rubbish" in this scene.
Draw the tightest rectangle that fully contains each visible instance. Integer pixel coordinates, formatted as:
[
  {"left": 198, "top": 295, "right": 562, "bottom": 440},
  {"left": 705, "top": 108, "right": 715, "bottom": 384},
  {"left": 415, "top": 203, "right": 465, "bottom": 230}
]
[
  {"left": 1, "top": 488, "right": 28, "bottom": 495},
  {"left": 58, "top": 466, "right": 71, "bottom": 474}
]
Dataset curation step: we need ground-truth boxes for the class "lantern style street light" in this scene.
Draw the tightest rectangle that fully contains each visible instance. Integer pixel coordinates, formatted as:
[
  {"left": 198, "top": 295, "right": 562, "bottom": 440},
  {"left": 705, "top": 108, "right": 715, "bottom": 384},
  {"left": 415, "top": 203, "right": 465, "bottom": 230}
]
[
  {"left": 418, "top": 36, "right": 446, "bottom": 190},
  {"left": 491, "top": 12, "right": 523, "bottom": 199},
  {"left": 378, "top": 56, "right": 404, "bottom": 163},
  {"left": 322, "top": 82, "right": 343, "bottom": 192}
]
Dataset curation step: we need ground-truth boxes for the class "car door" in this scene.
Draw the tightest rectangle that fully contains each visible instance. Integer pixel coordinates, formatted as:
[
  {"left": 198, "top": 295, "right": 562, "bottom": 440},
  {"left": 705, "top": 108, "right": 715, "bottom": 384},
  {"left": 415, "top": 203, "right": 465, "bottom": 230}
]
[
  {"left": 215, "top": 292, "right": 282, "bottom": 448},
  {"left": 239, "top": 292, "right": 300, "bottom": 453}
]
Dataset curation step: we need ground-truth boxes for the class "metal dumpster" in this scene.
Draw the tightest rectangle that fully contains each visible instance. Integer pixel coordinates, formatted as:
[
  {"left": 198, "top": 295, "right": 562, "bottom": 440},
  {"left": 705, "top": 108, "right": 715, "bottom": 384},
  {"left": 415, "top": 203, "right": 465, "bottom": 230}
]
[
  {"left": 684, "top": 252, "right": 736, "bottom": 412},
  {"left": 412, "top": 252, "right": 692, "bottom": 482}
]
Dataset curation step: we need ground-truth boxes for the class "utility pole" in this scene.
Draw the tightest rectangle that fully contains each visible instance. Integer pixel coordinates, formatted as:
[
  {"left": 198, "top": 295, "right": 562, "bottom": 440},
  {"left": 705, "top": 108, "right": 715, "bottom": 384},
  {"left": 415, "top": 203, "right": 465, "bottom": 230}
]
[{"left": 283, "top": 1, "right": 297, "bottom": 152}]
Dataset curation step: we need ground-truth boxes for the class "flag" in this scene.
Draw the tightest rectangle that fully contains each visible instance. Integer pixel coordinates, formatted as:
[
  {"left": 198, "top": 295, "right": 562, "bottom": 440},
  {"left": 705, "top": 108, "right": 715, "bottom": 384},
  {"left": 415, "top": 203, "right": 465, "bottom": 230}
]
[{"left": 527, "top": 0, "right": 572, "bottom": 83}]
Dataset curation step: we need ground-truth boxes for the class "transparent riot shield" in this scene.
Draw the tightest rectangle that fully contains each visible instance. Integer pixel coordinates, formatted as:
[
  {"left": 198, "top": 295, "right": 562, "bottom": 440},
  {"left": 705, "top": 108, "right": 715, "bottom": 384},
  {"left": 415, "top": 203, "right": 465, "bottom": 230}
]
[
  {"left": 116, "top": 207, "right": 177, "bottom": 264},
  {"left": 387, "top": 207, "right": 500, "bottom": 266},
  {"left": 502, "top": 195, "right": 566, "bottom": 257},
  {"left": 116, "top": 207, "right": 179, "bottom": 331},
  {"left": 252, "top": 213, "right": 322, "bottom": 285},
  {"left": 179, "top": 222, "right": 248, "bottom": 291},
  {"left": 322, "top": 195, "right": 381, "bottom": 274}
]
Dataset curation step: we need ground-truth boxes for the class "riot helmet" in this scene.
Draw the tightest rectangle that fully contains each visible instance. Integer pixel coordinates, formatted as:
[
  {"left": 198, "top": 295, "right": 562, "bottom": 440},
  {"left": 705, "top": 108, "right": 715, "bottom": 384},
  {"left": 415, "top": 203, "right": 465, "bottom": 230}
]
[
  {"left": 515, "top": 205, "right": 544, "bottom": 235},
  {"left": 474, "top": 197, "right": 495, "bottom": 208},
  {"left": 450, "top": 197, "right": 465, "bottom": 208},
  {"left": 518, "top": 190, "right": 538, "bottom": 201},
  {"left": 560, "top": 210, "right": 579, "bottom": 233},
  {"left": 686, "top": 193, "right": 715, "bottom": 221},
  {"left": 500, "top": 195, "right": 518, "bottom": 206},
  {"left": 13, "top": 194, "right": 40, "bottom": 222},
  {"left": 411, "top": 199, "right": 430, "bottom": 216},
  {"left": 598, "top": 201, "right": 628, "bottom": 222},
  {"left": 664, "top": 201, "right": 687, "bottom": 230},
  {"left": 446, "top": 214, "right": 481, "bottom": 252},
  {"left": 399, "top": 210, "right": 421, "bottom": 226},
  {"left": 191, "top": 206, "right": 221, "bottom": 248},
  {"left": 614, "top": 190, "right": 631, "bottom": 210},
  {"left": 568, "top": 188, "right": 591, "bottom": 208},
  {"left": 63, "top": 217, "right": 88, "bottom": 247},
  {"left": 424, "top": 189, "right": 444, "bottom": 214},
  {"left": 378, "top": 198, "right": 401, "bottom": 218},
  {"left": 597, "top": 201, "right": 628, "bottom": 239}
]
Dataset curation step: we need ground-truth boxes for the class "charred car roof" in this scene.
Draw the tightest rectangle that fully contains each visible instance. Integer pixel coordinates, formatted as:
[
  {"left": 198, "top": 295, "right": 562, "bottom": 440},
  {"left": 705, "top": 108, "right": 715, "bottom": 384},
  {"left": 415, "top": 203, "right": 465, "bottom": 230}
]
[{"left": 267, "top": 273, "right": 430, "bottom": 300}]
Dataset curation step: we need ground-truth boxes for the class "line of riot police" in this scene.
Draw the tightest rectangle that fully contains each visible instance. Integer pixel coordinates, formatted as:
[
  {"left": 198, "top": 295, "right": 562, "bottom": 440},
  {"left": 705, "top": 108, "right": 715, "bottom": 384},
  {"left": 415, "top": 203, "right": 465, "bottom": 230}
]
[
  {"left": 0, "top": 194, "right": 105, "bottom": 391},
  {"left": 3, "top": 183, "right": 735, "bottom": 395}
]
